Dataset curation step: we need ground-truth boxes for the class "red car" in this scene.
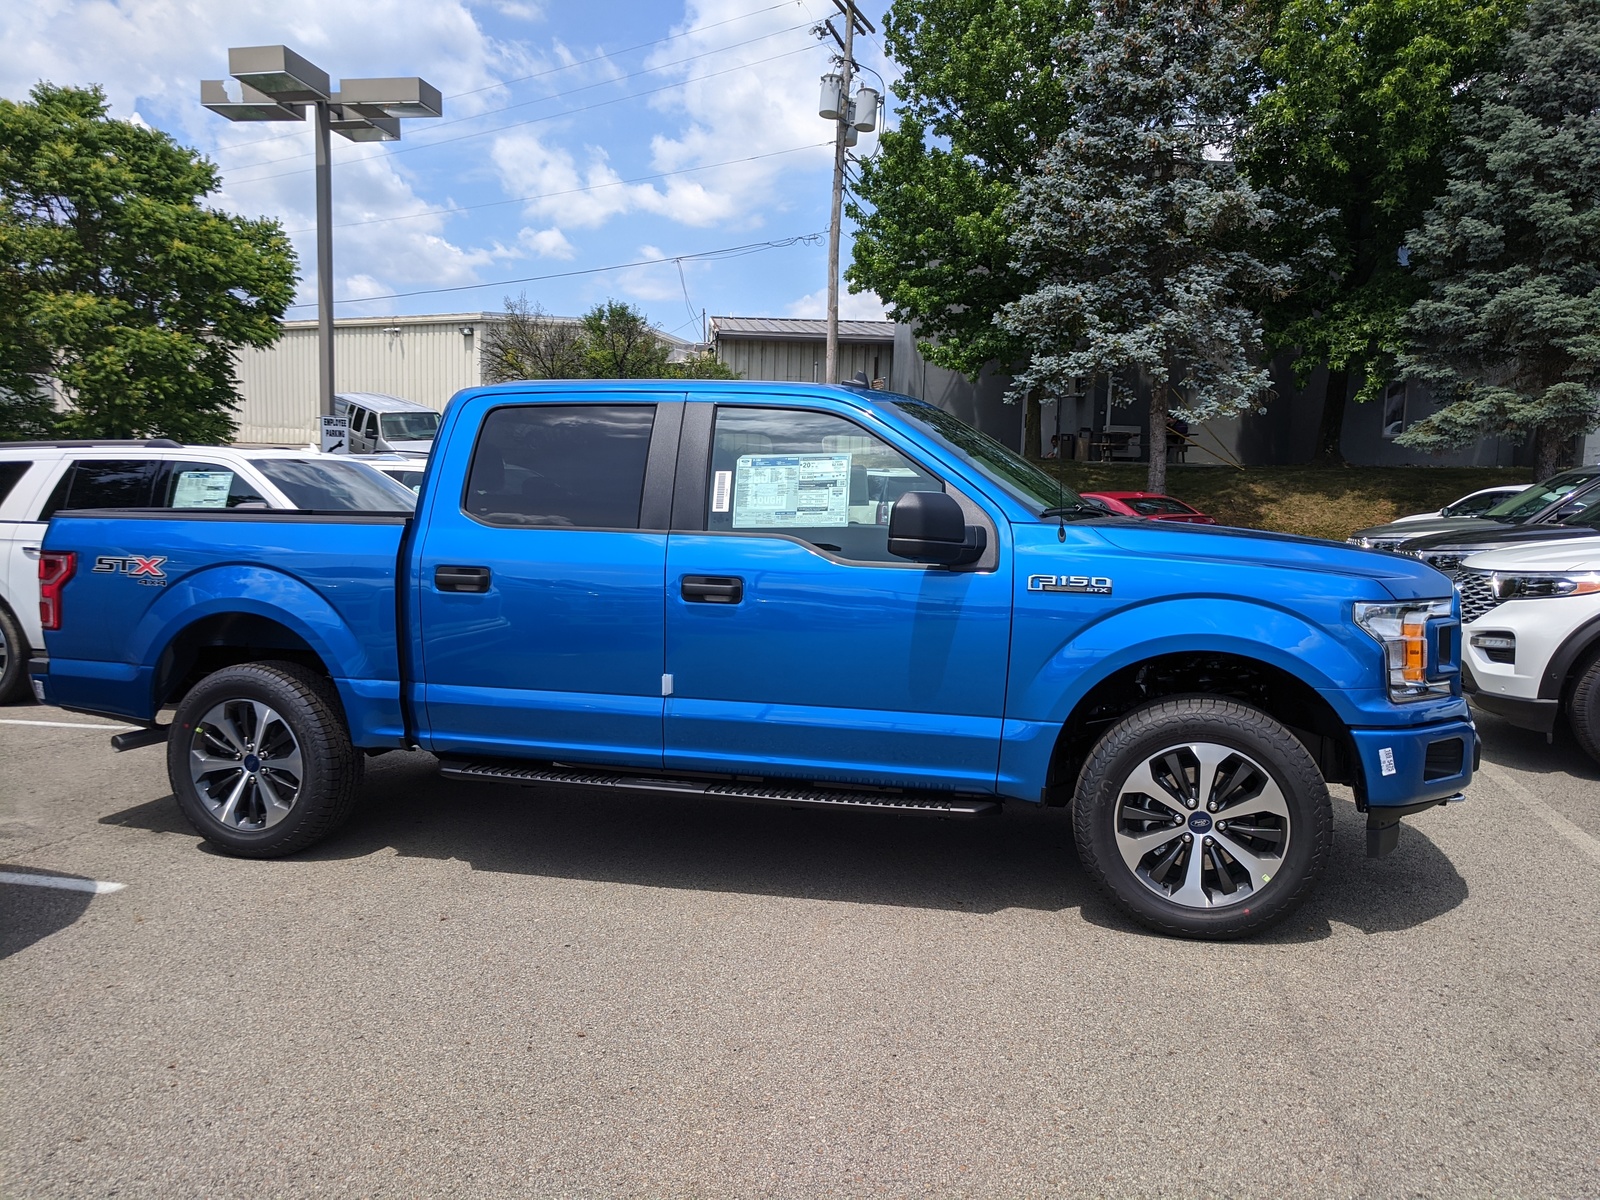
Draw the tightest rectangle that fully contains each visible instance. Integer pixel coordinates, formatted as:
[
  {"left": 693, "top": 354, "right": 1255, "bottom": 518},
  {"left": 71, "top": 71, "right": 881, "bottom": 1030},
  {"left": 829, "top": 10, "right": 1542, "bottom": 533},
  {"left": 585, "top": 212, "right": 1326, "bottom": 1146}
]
[{"left": 1079, "top": 491, "right": 1217, "bottom": 524}]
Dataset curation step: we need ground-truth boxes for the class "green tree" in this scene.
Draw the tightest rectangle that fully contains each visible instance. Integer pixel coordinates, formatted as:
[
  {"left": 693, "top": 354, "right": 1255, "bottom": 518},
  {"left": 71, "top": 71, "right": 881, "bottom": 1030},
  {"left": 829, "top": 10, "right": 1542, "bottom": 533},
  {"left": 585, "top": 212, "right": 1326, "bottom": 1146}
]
[
  {"left": 845, "top": 0, "right": 1085, "bottom": 450},
  {"left": 1243, "top": 0, "right": 1522, "bottom": 461},
  {"left": 666, "top": 351, "right": 741, "bottom": 380},
  {"left": 1002, "top": 0, "right": 1294, "bottom": 493},
  {"left": 580, "top": 300, "right": 673, "bottom": 378},
  {"left": 0, "top": 84, "right": 296, "bottom": 442},
  {"left": 480, "top": 296, "right": 739, "bottom": 382},
  {"left": 1395, "top": 0, "right": 1600, "bottom": 477},
  {"left": 480, "top": 294, "right": 589, "bottom": 381}
]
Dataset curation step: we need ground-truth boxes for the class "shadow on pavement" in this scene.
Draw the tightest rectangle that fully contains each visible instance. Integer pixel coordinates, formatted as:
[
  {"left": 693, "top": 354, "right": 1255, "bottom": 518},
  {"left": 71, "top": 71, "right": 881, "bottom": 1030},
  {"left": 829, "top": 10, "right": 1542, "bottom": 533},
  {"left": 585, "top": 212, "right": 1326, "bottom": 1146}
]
[
  {"left": 1474, "top": 711, "right": 1600, "bottom": 783},
  {"left": 100, "top": 751, "right": 1469, "bottom": 936},
  {"left": 0, "top": 868, "right": 97, "bottom": 960}
]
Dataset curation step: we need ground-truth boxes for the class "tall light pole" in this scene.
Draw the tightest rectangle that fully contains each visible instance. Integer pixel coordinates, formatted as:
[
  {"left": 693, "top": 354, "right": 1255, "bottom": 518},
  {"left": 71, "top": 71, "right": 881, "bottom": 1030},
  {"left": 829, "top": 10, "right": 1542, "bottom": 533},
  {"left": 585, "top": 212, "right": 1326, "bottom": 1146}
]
[
  {"left": 203, "top": 47, "right": 440, "bottom": 418},
  {"left": 817, "top": 2, "right": 878, "bottom": 384}
]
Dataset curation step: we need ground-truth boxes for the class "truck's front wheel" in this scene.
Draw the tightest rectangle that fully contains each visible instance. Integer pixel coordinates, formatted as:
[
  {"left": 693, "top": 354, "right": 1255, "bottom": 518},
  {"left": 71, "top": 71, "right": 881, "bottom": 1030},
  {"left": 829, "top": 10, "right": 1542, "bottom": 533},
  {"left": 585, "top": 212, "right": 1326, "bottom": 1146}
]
[
  {"left": 167, "top": 662, "right": 362, "bottom": 858},
  {"left": 1073, "top": 697, "right": 1332, "bottom": 939}
]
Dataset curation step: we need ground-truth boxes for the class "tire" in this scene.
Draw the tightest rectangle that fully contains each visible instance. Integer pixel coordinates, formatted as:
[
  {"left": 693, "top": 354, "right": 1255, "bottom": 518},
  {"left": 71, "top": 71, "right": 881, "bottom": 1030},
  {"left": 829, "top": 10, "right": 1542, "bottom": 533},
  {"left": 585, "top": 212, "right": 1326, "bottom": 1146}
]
[
  {"left": 1073, "top": 697, "right": 1332, "bottom": 939},
  {"left": 167, "top": 661, "right": 363, "bottom": 858},
  {"left": 1568, "top": 648, "right": 1600, "bottom": 766},
  {"left": 0, "top": 602, "right": 30, "bottom": 705}
]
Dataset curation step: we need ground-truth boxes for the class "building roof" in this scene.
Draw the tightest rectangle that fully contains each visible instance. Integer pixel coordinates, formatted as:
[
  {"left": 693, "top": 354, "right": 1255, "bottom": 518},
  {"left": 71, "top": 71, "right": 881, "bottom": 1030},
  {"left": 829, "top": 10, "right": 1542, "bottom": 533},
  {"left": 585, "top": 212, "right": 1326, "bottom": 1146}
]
[{"left": 710, "top": 316, "right": 896, "bottom": 343}]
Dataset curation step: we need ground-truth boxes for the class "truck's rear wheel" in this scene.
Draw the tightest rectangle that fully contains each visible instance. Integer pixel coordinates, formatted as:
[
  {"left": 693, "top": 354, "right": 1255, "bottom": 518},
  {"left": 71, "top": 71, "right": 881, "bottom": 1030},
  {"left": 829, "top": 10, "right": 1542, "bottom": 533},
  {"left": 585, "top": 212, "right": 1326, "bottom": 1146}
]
[
  {"left": 0, "top": 603, "right": 29, "bottom": 705},
  {"left": 167, "top": 662, "right": 362, "bottom": 858},
  {"left": 1073, "top": 697, "right": 1331, "bottom": 939}
]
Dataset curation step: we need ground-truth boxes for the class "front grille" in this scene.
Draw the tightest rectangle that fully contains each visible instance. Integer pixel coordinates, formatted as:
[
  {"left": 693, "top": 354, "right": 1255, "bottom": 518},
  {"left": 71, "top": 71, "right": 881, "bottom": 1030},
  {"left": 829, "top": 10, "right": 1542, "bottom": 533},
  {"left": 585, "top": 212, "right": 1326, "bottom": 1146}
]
[
  {"left": 1457, "top": 570, "right": 1500, "bottom": 624},
  {"left": 1418, "top": 551, "right": 1466, "bottom": 580}
]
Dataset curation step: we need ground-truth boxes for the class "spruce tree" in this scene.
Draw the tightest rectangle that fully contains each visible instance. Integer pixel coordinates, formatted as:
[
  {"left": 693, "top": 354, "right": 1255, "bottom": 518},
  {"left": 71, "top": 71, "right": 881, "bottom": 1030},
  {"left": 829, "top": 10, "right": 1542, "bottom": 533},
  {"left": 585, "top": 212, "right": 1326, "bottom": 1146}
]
[
  {"left": 1395, "top": 0, "right": 1600, "bottom": 477},
  {"left": 1002, "top": 0, "right": 1296, "bottom": 493}
]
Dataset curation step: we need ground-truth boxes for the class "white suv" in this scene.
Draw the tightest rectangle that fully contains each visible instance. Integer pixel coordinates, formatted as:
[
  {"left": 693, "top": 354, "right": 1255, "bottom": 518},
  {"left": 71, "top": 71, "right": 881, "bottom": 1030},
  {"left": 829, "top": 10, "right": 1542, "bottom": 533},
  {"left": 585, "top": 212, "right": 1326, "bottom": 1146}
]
[
  {"left": 1458, "top": 537, "right": 1600, "bottom": 763},
  {"left": 0, "top": 441, "right": 415, "bottom": 703}
]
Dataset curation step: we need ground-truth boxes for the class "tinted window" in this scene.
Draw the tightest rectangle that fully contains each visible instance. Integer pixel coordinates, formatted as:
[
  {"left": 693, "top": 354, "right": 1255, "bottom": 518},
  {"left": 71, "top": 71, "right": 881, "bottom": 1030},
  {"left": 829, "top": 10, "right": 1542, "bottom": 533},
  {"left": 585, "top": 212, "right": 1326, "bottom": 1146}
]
[
  {"left": 381, "top": 411, "right": 440, "bottom": 441},
  {"left": 40, "top": 460, "right": 159, "bottom": 518},
  {"left": 1482, "top": 470, "right": 1599, "bottom": 522},
  {"left": 708, "top": 407, "right": 942, "bottom": 563},
  {"left": 160, "top": 463, "right": 269, "bottom": 508},
  {"left": 1127, "top": 496, "right": 1197, "bottom": 516},
  {"left": 250, "top": 459, "right": 417, "bottom": 511},
  {"left": 465, "top": 405, "right": 656, "bottom": 528},
  {"left": 0, "top": 461, "right": 30, "bottom": 507}
]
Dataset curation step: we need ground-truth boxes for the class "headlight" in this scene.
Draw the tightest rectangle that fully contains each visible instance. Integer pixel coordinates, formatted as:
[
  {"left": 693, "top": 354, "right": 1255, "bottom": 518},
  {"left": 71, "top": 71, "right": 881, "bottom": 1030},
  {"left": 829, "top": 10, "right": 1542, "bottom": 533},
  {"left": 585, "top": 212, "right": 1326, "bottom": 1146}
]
[
  {"left": 1347, "top": 537, "right": 1371, "bottom": 548},
  {"left": 1353, "top": 598, "right": 1455, "bottom": 702},
  {"left": 1489, "top": 572, "right": 1600, "bottom": 600}
]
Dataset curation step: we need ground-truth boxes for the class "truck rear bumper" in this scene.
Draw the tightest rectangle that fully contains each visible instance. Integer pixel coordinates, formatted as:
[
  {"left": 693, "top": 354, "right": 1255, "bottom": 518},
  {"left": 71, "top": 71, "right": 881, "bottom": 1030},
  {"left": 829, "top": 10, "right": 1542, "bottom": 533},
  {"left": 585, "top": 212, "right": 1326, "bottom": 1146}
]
[{"left": 1349, "top": 718, "right": 1478, "bottom": 809}]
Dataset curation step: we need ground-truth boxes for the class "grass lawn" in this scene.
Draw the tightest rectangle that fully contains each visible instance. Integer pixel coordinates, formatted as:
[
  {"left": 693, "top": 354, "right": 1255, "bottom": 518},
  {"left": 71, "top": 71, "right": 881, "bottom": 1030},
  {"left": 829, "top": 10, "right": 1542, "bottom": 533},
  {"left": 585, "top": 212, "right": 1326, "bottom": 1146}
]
[{"left": 1030, "top": 462, "right": 1534, "bottom": 541}]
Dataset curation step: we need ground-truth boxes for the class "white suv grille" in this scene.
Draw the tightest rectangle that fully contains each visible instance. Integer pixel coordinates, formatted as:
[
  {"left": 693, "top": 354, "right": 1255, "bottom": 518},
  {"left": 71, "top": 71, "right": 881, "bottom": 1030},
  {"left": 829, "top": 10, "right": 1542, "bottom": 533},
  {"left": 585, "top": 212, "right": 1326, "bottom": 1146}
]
[{"left": 1456, "top": 570, "right": 1500, "bottom": 624}]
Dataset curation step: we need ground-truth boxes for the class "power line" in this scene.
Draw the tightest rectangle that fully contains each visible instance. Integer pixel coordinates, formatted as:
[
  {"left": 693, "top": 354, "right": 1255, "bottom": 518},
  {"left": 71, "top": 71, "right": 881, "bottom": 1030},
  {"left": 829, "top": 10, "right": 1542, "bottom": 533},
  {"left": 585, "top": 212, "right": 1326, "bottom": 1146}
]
[
  {"left": 288, "top": 232, "right": 826, "bottom": 310},
  {"left": 279, "top": 142, "right": 832, "bottom": 234},
  {"left": 215, "top": 0, "right": 803, "bottom": 154},
  {"left": 224, "top": 42, "right": 824, "bottom": 187}
]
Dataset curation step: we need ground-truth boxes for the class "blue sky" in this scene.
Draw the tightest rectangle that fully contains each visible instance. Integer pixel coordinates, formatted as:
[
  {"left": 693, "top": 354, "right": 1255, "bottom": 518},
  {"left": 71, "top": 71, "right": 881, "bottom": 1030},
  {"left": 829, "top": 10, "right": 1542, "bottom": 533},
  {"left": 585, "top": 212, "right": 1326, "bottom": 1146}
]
[{"left": 3, "top": 0, "right": 896, "bottom": 337}]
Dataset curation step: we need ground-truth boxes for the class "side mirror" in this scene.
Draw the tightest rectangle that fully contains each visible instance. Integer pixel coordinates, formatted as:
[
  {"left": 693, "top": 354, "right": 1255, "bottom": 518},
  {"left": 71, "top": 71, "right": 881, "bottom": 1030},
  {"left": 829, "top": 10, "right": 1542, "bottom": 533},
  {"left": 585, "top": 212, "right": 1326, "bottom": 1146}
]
[{"left": 887, "top": 490, "right": 986, "bottom": 566}]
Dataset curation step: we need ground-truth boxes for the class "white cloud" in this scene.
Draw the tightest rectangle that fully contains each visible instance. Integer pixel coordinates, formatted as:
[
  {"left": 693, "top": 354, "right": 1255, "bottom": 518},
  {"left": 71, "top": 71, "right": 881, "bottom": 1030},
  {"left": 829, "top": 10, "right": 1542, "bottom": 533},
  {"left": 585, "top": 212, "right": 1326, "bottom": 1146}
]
[
  {"left": 787, "top": 286, "right": 888, "bottom": 321},
  {"left": 521, "top": 226, "right": 575, "bottom": 259}
]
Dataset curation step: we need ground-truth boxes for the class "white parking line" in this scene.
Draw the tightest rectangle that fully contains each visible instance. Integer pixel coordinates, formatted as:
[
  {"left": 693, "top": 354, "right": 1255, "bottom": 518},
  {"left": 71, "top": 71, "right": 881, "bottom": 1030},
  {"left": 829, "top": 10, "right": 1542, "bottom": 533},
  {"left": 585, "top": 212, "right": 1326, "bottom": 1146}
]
[
  {"left": 0, "top": 719, "right": 133, "bottom": 730},
  {"left": 0, "top": 871, "right": 127, "bottom": 894},
  {"left": 1480, "top": 763, "right": 1600, "bottom": 864}
]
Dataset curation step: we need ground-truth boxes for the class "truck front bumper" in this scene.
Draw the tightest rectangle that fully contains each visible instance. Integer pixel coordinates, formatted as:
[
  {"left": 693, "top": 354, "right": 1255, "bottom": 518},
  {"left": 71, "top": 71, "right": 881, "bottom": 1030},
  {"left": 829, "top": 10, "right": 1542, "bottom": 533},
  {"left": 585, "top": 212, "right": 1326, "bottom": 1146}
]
[{"left": 1348, "top": 717, "right": 1478, "bottom": 857}]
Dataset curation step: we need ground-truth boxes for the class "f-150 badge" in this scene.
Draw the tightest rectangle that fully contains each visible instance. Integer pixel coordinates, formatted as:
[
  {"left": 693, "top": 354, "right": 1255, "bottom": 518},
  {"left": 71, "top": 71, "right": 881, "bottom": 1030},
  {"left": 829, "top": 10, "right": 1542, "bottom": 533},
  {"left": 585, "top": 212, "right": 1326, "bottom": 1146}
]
[{"left": 1028, "top": 573, "right": 1112, "bottom": 595}]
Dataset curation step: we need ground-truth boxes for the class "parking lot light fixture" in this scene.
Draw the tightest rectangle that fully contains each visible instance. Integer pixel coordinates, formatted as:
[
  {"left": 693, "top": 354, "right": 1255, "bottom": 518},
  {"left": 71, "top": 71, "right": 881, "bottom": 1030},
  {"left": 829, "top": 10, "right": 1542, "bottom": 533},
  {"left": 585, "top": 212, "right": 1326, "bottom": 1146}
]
[{"left": 201, "top": 47, "right": 440, "bottom": 421}]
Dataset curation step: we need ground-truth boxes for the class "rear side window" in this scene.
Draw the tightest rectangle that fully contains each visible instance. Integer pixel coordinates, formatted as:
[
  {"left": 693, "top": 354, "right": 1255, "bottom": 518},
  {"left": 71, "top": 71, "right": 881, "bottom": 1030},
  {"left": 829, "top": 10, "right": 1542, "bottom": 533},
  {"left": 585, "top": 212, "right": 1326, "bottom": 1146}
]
[
  {"left": 0, "top": 461, "right": 31, "bottom": 508},
  {"left": 465, "top": 405, "right": 656, "bottom": 528},
  {"left": 39, "top": 460, "right": 160, "bottom": 518}
]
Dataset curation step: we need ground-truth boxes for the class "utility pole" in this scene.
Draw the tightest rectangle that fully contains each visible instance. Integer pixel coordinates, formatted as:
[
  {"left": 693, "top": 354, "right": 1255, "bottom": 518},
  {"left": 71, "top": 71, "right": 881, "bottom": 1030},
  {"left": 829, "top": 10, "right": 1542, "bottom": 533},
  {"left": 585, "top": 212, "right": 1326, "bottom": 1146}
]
[
  {"left": 313, "top": 100, "right": 335, "bottom": 417},
  {"left": 824, "top": 5, "right": 856, "bottom": 385}
]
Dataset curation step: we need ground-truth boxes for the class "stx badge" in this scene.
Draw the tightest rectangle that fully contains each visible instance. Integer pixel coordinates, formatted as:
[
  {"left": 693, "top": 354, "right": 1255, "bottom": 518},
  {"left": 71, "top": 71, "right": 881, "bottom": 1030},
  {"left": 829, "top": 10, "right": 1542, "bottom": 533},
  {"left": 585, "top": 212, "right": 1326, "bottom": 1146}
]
[
  {"left": 1028, "top": 573, "right": 1113, "bottom": 596},
  {"left": 93, "top": 555, "right": 168, "bottom": 585}
]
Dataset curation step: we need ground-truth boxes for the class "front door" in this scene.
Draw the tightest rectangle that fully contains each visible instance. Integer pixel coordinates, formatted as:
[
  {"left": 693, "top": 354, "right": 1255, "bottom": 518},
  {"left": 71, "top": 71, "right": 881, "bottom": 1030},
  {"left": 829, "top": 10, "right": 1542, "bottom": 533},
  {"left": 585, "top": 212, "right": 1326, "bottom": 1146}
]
[
  {"left": 416, "top": 399, "right": 680, "bottom": 765},
  {"left": 663, "top": 402, "right": 1012, "bottom": 792}
]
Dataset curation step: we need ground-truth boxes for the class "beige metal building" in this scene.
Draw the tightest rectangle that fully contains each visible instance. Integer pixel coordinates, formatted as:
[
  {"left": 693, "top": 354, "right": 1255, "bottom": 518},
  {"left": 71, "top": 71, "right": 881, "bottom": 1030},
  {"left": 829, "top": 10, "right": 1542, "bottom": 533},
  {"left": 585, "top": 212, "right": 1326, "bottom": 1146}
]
[{"left": 709, "top": 317, "right": 895, "bottom": 386}]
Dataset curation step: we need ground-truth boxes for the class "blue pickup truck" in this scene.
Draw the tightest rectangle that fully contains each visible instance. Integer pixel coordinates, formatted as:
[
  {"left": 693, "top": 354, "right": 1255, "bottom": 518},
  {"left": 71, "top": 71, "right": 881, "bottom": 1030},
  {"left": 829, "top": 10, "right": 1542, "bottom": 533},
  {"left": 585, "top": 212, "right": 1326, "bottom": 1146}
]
[{"left": 31, "top": 382, "right": 1476, "bottom": 938}]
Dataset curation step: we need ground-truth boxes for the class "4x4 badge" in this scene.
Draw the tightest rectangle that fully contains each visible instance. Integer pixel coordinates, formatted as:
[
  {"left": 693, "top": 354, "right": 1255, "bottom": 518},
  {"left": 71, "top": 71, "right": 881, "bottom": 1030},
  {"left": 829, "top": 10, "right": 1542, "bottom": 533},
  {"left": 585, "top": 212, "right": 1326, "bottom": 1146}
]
[{"left": 1028, "top": 574, "right": 1113, "bottom": 595}]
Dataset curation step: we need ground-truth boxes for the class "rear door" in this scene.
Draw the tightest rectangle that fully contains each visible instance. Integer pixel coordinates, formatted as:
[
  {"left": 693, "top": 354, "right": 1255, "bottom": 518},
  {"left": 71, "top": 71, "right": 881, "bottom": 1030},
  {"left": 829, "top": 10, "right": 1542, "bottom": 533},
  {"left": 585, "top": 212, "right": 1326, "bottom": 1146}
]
[
  {"left": 662, "top": 400, "right": 1013, "bottom": 792},
  {"left": 416, "top": 396, "right": 682, "bottom": 764}
]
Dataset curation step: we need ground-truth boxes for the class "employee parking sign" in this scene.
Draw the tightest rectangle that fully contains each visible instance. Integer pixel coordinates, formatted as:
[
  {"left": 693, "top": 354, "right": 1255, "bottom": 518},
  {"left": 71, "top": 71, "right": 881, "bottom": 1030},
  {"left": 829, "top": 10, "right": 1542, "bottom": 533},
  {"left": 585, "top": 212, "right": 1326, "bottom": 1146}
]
[{"left": 320, "top": 416, "right": 349, "bottom": 454}]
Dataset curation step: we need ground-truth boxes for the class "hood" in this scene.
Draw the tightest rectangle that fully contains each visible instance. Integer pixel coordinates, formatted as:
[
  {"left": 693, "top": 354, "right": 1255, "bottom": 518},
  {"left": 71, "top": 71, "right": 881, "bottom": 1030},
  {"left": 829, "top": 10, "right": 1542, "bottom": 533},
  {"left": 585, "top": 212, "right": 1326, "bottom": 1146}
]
[
  {"left": 385, "top": 439, "right": 435, "bottom": 455},
  {"left": 1462, "top": 536, "right": 1600, "bottom": 574},
  {"left": 1089, "top": 519, "right": 1452, "bottom": 600},
  {"left": 1348, "top": 516, "right": 1505, "bottom": 547},
  {"left": 1398, "top": 520, "right": 1600, "bottom": 554}
]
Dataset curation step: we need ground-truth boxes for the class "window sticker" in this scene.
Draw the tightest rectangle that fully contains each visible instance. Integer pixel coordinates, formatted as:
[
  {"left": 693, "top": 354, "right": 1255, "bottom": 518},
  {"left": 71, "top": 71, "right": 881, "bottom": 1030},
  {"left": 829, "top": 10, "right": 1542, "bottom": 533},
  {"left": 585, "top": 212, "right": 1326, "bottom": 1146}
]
[
  {"left": 172, "top": 470, "right": 233, "bottom": 508},
  {"left": 711, "top": 470, "right": 732, "bottom": 513},
  {"left": 732, "top": 453, "right": 851, "bottom": 529}
]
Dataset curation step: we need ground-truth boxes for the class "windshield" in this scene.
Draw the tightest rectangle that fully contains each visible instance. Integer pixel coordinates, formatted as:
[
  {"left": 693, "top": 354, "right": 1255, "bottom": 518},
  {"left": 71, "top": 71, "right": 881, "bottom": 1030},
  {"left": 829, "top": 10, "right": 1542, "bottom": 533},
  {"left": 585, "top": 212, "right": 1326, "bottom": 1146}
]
[
  {"left": 1482, "top": 470, "right": 1598, "bottom": 522},
  {"left": 380, "top": 411, "right": 440, "bottom": 442},
  {"left": 891, "top": 400, "right": 1080, "bottom": 516},
  {"left": 251, "top": 459, "right": 418, "bottom": 511},
  {"left": 1126, "top": 496, "right": 1197, "bottom": 516}
]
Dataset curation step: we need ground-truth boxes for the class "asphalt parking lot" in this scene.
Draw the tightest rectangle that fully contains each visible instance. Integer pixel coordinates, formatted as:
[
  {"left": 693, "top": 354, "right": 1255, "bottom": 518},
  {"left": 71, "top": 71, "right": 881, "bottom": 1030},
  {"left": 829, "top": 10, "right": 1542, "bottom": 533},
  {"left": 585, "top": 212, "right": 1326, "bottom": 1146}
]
[{"left": 2, "top": 705, "right": 1597, "bottom": 1198}]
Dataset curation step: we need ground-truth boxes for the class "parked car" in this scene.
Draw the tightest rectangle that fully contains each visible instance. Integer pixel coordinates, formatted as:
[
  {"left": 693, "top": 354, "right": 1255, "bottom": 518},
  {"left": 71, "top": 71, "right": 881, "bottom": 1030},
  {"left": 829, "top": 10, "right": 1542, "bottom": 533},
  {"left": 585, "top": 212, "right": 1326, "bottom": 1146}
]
[
  {"left": 1458, "top": 537, "right": 1600, "bottom": 764},
  {"left": 0, "top": 440, "right": 415, "bottom": 704},
  {"left": 1395, "top": 496, "right": 1600, "bottom": 582},
  {"left": 1078, "top": 491, "right": 1217, "bottom": 524},
  {"left": 1348, "top": 466, "right": 1600, "bottom": 551},
  {"left": 33, "top": 381, "right": 1476, "bottom": 941},
  {"left": 346, "top": 453, "right": 430, "bottom": 493},
  {"left": 1390, "top": 485, "right": 1529, "bottom": 524},
  {"left": 334, "top": 392, "right": 440, "bottom": 455}
]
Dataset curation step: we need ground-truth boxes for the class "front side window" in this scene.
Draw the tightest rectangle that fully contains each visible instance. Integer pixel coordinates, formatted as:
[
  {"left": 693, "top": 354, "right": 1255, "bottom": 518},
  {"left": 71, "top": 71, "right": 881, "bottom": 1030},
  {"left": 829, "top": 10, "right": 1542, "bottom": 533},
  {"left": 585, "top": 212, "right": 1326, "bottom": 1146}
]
[
  {"left": 707, "top": 407, "right": 942, "bottom": 563},
  {"left": 465, "top": 404, "right": 656, "bottom": 528},
  {"left": 250, "top": 458, "right": 417, "bottom": 511},
  {"left": 160, "top": 462, "right": 269, "bottom": 508},
  {"left": 381, "top": 411, "right": 440, "bottom": 442}
]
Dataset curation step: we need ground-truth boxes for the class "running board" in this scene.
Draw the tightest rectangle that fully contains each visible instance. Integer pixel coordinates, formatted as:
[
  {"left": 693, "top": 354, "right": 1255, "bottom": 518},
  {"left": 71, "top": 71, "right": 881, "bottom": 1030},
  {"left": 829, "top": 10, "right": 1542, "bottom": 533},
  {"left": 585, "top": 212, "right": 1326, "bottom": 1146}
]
[{"left": 437, "top": 759, "right": 1000, "bottom": 817}]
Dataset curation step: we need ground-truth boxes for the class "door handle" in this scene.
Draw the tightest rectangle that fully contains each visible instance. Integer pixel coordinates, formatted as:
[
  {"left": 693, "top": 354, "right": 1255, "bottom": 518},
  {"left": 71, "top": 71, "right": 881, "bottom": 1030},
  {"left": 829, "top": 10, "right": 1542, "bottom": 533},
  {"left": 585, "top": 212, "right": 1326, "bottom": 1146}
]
[
  {"left": 435, "top": 565, "right": 491, "bottom": 593},
  {"left": 22, "top": 545, "right": 41, "bottom": 559},
  {"left": 681, "top": 575, "right": 743, "bottom": 604}
]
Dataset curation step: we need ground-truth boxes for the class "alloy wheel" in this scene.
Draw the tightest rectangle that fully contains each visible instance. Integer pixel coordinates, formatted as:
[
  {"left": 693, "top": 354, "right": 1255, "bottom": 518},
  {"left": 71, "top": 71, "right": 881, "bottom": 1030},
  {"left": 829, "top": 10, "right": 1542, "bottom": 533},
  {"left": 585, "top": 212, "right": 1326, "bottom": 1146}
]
[{"left": 188, "top": 699, "right": 303, "bottom": 830}]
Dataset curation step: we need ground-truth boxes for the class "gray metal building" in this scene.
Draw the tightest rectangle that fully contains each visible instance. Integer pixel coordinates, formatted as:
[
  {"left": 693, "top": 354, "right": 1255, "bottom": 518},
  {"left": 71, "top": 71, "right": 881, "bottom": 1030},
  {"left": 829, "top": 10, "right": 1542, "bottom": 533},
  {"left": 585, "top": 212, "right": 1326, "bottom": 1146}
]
[{"left": 710, "top": 317, "right": 895, "bottom": 386}]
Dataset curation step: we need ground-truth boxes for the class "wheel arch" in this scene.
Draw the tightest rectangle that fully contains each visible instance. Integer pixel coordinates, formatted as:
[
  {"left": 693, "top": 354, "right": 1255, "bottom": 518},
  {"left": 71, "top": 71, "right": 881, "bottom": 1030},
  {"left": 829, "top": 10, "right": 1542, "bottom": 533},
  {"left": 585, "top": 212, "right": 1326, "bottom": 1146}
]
[
  {"left": 154, "top": 612, "right": 337, "bottom": 717},
  {"left": 1539, "top": 612, "right": 1600, "bottom": 703}
]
